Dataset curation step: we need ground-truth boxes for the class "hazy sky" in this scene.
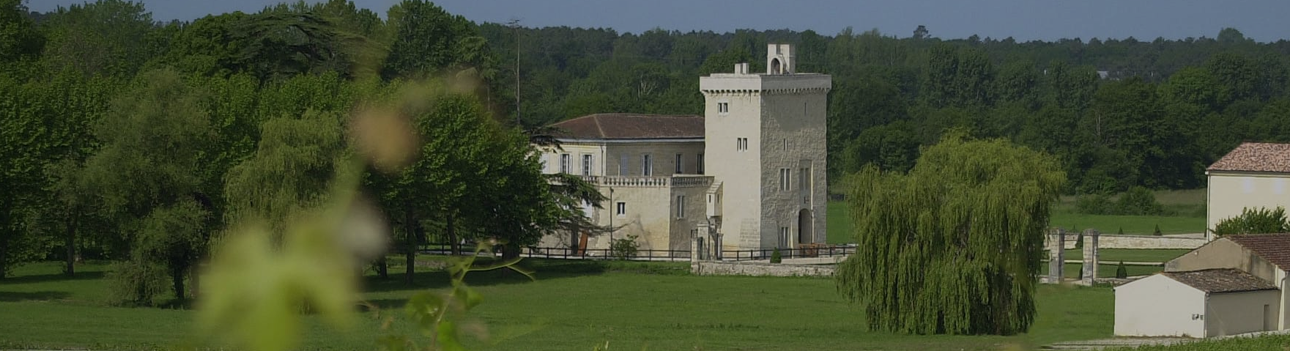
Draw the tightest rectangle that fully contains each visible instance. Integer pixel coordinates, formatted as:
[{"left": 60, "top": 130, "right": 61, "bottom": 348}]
[{"left": 27, "top": 0, "right": 1290, "bottom": 42}]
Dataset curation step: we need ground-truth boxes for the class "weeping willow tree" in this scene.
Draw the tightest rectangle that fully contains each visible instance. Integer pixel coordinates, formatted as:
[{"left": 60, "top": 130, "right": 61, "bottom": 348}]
[{"left": 835, "top": 134, "right": 1065, "bottom": 335}]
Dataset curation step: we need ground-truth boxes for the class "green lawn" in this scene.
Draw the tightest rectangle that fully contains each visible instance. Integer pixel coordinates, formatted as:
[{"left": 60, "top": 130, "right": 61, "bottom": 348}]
[
  {"left": 2, "top": 259, "right": 1115, "bottom": 350},
  {"left": 1063, "top": 249, "right": 1191, "bottom": 263},
  {"left": 1048, "top": 210, "right": 1206, "bottom": 235},
  {"left": 1057, "top": 263, "right": 1162, "bottom": 278}
]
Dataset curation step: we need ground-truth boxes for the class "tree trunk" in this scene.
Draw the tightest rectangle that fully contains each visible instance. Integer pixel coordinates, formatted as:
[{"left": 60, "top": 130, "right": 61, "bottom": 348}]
[
  {"left": 189, "top": 264, "right": 200, "bottom": 299},
  {"left": 404, "top": 203, "right": 417, "bottom": 285},
  {"left": 64, "top": 209, "right": 77, "bottom": 276},
  {"left": 447, "top": 213, "right": 459, "bottom": 256},
  {"left": 172, "top": 264, "right": 186, "bottom": 302},
  {"left": 0, "top": 234, "right": 7, "bottom": 280}
]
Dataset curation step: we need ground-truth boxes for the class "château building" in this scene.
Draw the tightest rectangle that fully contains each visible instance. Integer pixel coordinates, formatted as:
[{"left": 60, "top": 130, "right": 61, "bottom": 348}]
[{"left": 535, "top": 44, "right": 831, "bottom": 256}]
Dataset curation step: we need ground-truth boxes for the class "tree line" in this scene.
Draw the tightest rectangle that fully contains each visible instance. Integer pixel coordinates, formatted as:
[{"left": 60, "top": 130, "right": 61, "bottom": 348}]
[
  {"left": 3, "top": 0, "right": 1290, "bottom": 300},
  {"left": 0, "top": 0, "right": 601, "bottom": 306},
  {"left": 478, "top": 24, "right": 1290, "bottom": 193}
]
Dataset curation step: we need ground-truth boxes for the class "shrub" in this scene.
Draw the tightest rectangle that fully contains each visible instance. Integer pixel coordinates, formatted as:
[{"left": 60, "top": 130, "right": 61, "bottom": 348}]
[
  {"left": 1117, "top": 227, "right": 1123, "bottom": 235},
  {"left": 609, "top": 235, "right": 639, "bottom": 261},
  {"left": 1115, "top": 186, "right": 1164, "bottom": 215},
  {"left": 107, "top": 258, "right": 168, "bottom": 306},
  {"left": 770, "top": 248, "right": 782, "bottom": 263},
  {"left": 1075, "top": 193, "right": 1114, "bottom": 215},
  {"left": 1153, "top": 224, "right": 1162, "bottom": 236},
  {"left": 1213, "top": 207, "right": 1290, "bottom": 236},
  {"left": 1115, "top": 261, "right": 1128, "bottom": 279},
  {"left": 1075, "top": 231, "right": 1084, "bottom": 249},
  {"left": 1076, "top": 187, "right": 1165, "bottom": 216}
]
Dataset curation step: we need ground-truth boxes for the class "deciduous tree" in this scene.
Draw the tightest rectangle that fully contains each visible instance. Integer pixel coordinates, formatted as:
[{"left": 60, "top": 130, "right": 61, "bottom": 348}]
[{"left": 836, "top": 134, "right": 1065, "bottom": 335}]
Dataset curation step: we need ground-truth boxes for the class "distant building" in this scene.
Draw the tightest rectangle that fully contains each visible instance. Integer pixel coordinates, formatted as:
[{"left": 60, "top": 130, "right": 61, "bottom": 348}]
[
  {"left": 1205, "top": 142, "right": 1290, "bottom": 241},
  {"left": 1115, "top": 234, "right": 1290, "bottom": 337},
  {"left": 534, "top": 44, "right": 832, "bottom": 256}
]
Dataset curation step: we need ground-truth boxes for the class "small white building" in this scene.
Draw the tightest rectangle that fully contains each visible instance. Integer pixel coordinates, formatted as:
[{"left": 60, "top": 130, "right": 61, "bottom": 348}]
[
  {"left": 1206, "top": 142, "right": 1290, "bottom": 241},
  {"left": 1115, "top": 269, "right": 1278, "bottom": 337},
  {"left": 1115, "top": 234, "right": 1290, "bottom": 337}
]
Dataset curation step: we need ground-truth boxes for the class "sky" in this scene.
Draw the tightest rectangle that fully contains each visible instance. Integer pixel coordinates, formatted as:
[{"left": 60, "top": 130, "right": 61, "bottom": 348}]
[{"left": 27, "top": 0, "right": 1290, "bottom": 42}]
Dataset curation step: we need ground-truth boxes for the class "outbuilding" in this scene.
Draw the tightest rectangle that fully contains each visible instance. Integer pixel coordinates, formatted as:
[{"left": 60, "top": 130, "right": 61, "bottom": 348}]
[{"left": 1115, "top": 269, "right": 1278, "bottom": 337}]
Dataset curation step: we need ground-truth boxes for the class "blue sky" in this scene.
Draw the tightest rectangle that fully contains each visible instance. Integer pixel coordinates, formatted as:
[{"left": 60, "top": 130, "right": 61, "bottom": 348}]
[{"left": 27, "top": 0, "right": 1290, "bottom": 42}]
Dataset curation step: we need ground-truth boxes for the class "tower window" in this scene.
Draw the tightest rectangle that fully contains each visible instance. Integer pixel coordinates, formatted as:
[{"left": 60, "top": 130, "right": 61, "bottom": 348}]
[
  {"left": 698, "top": 154, "right": 704, "bottom": 174},
  {"left": 676, "top": 195, "right": 686, "bottom": 218},
  {"left": 560, "top": 154, "right": 571, "bottom": 174},
  {"left": 675, "top": 153, "right": 684, "bottom": 173},
  {"left": 582, "top": 154, "right": 594, "bottom": 176},
  {"left": 642, "top": 154, "right": 653, "bottom": 176},
  {"left": 737, "top": 138, "right": 748, "bottom": 151},
  {"left": 619, "top": 154, "right": 628, "bottom": 175},
  {"left": 616, "top": 202, "right": 626, "bottom": 217},
  {"left": 718, "top": 102, "right": 729, "bottom": 114},
  {"left": 779, "top": 168, "right": 791, "bottom": 191}
]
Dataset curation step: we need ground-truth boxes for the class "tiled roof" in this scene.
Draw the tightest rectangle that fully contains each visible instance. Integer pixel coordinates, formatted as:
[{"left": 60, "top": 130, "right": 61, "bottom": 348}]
[
  {"left": 1227, "top": 233, "right": 1290, "bottom": 271},
  {"left": 1208, "top": 142, "right": 1290, "bottom": 173},
  {"left": 1162, "top": 269, "right": 1277, "bottom": 293},
  {"left": 548, "top": 113, "right": 703, "bottom": 140}
]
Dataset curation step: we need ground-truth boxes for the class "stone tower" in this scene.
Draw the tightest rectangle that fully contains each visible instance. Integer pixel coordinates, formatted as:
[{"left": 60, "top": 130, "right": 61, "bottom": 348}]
[{"left": 698, "top": 44, "right": 832, "bottom": 250}]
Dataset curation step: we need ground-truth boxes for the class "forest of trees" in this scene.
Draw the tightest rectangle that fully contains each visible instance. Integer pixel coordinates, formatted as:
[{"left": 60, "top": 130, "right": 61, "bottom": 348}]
[{"left": 3, "top": 0, "right": 1290, "bottom": 299}]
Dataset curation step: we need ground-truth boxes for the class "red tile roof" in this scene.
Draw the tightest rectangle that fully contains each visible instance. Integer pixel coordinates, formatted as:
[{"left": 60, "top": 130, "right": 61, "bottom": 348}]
[
  {"left": 1208, "top": 142, "right": 1290, "bottom": 173},
  {"left": 548, "top": 113, "right": 704, "bottom": 140},
  {"left": 1227, "top": 233, "right": 1290, "bottom": 271},
  {"left": 1162, "top": 269, "right": 1277, "bottom": 293}
]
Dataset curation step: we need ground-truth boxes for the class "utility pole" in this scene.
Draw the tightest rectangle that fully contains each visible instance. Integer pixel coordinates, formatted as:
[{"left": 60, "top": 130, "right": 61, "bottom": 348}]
[{"left": 508, "top": 18, "right": 521, "bottom": 127}]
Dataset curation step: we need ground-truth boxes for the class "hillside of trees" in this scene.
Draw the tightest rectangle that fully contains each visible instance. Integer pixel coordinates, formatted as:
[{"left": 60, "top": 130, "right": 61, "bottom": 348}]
[
  {"left": 3, "top": 0, "right": 1290, "bottom": 289},
  {"left": 482, "top": 25, "right": 1290, "bottom": 193}
]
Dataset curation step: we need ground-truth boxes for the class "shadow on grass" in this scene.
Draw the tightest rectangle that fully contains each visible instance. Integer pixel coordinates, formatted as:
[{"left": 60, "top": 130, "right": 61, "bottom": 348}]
[
  {"left": 0, "top": 271, "right": 105, "bottom": 285},
  {"left": 0, "top": 290, "right": 72, "bottom": 302}
]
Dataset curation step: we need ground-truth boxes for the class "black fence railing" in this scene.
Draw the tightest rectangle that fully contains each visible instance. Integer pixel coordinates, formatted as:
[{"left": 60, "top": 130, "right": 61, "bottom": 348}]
[
  {"left": 718, "top": 245, "right": 857, "bottom": 261},
  {"left": 524, "top": 247, "right": 691, "bottom": 261},
  {"left": 416, "top": 243, "right": 857, "bottom": 262}
]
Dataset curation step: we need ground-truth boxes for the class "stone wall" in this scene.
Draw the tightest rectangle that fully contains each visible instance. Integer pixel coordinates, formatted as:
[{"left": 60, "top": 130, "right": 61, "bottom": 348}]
[
  {"left": 1045, "top": 233, "right": 1206, "bottom": 250},
  {"left": 690, "top": 261, "right": 834, "bottom": 277},
  {"left": 1099, "top": 235, "right": 1206, "bottom": 249}
]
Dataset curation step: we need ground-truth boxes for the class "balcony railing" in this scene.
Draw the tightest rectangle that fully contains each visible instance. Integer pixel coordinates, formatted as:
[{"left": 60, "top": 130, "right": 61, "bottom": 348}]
[{"left": 579, "top": 175, "right": 714, "bottom": 188}]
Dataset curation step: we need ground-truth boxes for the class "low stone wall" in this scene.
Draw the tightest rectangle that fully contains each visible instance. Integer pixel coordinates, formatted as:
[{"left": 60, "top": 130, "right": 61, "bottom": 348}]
[
  {"left": 690, "top": 261, "right": 835, "bottom": 277},
  {"left": 1045, "top": 234, "right": 1206, "bottom": 250},
  {"left": 1098, "top": 235, "right": 1206, "bottom": 249}
]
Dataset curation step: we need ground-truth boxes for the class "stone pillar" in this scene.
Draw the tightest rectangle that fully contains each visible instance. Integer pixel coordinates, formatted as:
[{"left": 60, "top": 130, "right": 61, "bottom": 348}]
[
  {"left": 1082, "top": 229, "right": 1100, "bottom": 285},
  {"left": 1048, "top": 228, "right": 1065, "bottom": 283}
]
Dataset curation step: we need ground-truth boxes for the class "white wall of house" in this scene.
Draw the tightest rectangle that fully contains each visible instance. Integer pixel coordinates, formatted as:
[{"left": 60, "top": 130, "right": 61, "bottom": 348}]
[
  {"left": 1115, "top": 274, "right": 1206, "bottom": 337},
  {"left": 1207, "top": 171, "right": 1290, "bottom": 240},
  {"left": 1206, "top": 290, "right": 1280, "bottom": 337}
]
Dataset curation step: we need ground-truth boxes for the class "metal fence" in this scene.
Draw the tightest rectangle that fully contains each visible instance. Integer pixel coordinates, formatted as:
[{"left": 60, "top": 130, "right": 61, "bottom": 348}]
[
  {"left": 718, "top": 245, "right": 857, "bottom": 261},
  {"left": 418, "top": 243, "right": 856, "bottom": 262}
]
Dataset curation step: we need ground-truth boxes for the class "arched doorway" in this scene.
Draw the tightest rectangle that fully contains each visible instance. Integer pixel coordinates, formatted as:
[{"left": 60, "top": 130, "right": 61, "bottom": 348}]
[
  {"left": 797, "top": 209, "right": 813, "bottom": 245},
  {"left": 770, "top": 58, "right": 782, "bottom": 74}
]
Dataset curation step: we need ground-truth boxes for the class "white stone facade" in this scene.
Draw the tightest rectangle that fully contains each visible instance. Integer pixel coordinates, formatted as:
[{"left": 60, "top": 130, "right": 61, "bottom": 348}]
[{"left": 537, "top": 44, "right": 831, "bottom": 253}]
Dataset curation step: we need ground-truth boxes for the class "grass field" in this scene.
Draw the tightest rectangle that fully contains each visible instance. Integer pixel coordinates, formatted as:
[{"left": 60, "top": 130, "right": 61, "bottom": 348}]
[
  {"left": 1, "top": 259, "right": 1114, "bottom": 350},
  {"left": 1063, "top": 249, "right": 1191, "bottom": 263},
  {"left": 1048, "top": 210, "right": 1206, "bottom": 235}
]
